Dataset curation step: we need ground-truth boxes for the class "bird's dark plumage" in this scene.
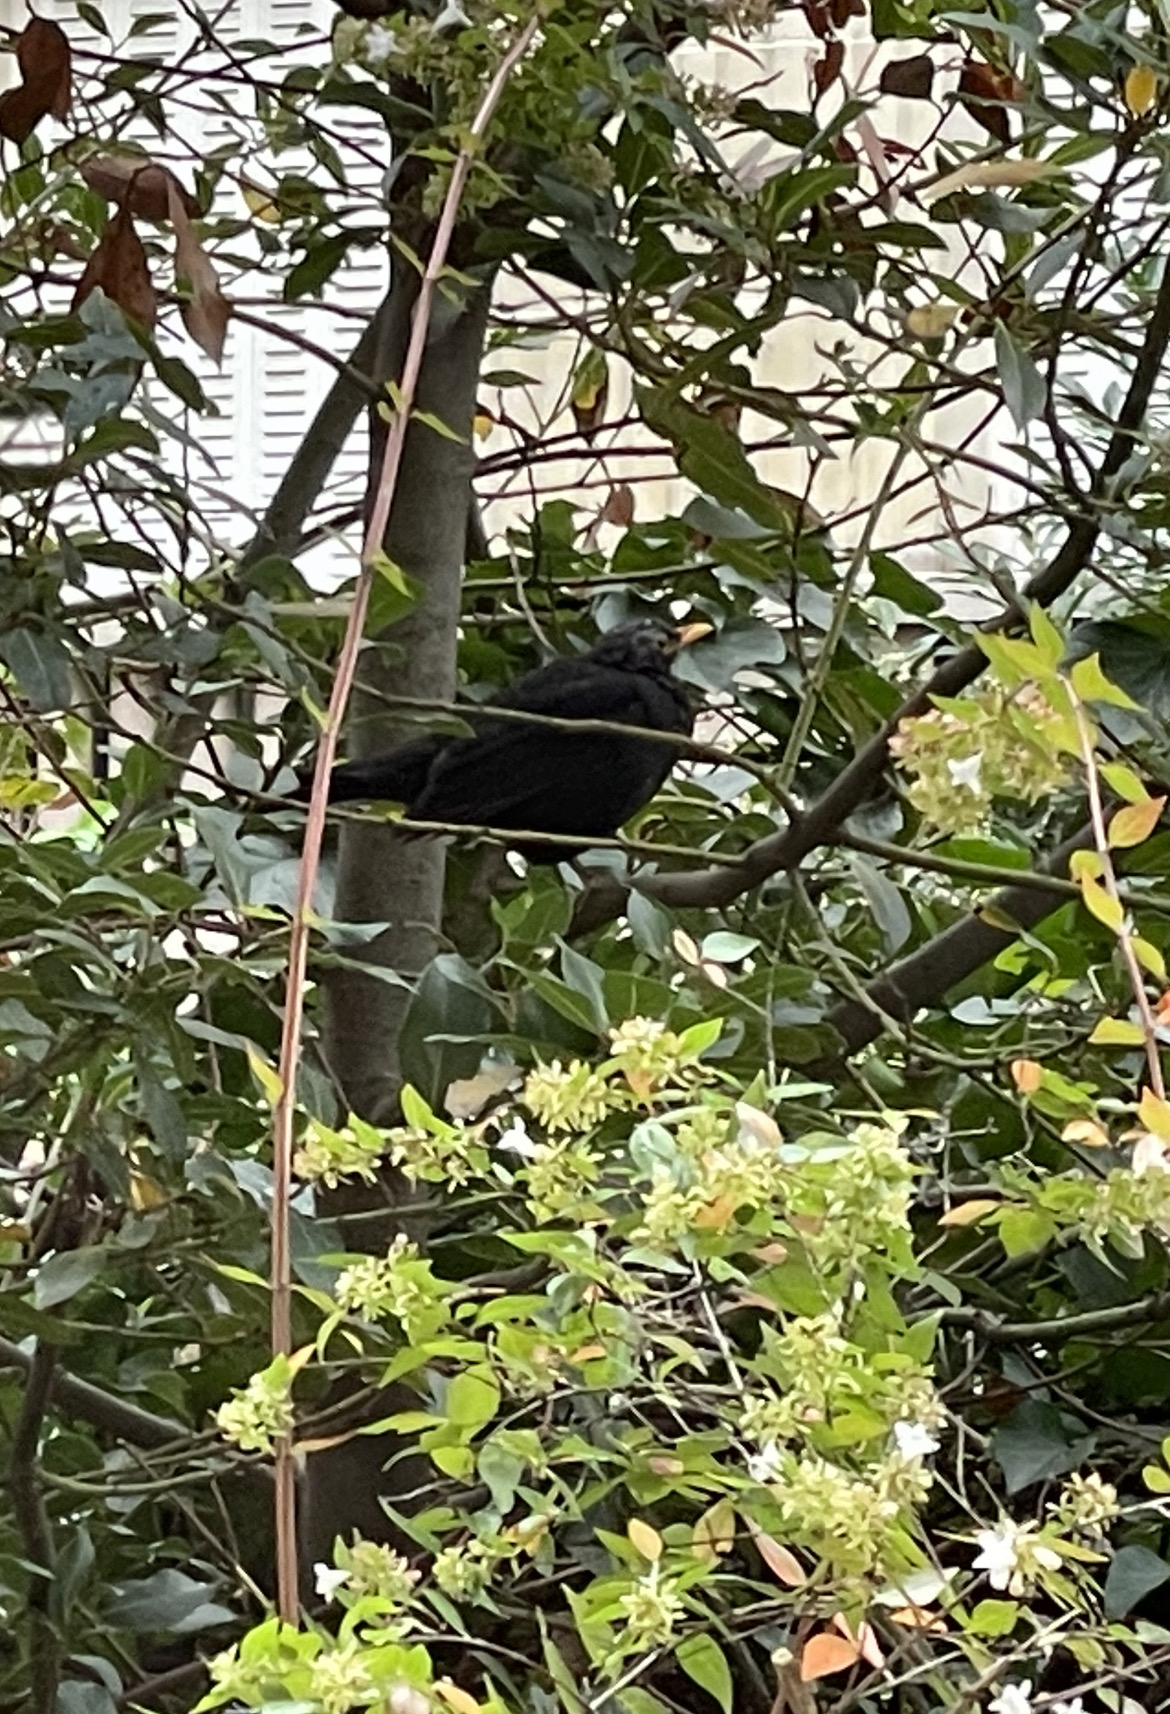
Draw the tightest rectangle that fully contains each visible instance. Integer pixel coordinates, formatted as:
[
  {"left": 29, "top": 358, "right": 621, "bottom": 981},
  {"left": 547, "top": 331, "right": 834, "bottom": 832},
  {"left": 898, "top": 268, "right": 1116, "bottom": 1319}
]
[{"left": 321, "top": 617, "right": 708, "bottom": 861}]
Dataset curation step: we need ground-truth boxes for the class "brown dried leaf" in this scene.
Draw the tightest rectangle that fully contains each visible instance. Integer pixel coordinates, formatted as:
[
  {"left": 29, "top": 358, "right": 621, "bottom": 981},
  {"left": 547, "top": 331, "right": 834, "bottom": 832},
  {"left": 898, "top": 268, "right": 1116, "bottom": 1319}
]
[
  {"left": 957, "top": 60, "right": 1023, "bottom": 145},
  {"left": 880, "top": 54, "right": 935, "bottom": 99},
  {"left": 71, "top": 204, "right": 157, "bottom": 330},
  {"left": 444, "top": 1057, "right": 517, "bottom": 1121},
  {"left": 168, "top": 181, "right": 228, "bottom": 362},
  {"left": 1010, "top": 1057, "right": 1043, "bottom": 1093},
  {"left": 0, "top": 17, "right": 71, "bottom": 142},
  {"left": 800, "top": 0, "right": 832, "bottom": 38},
  {"left": 18, "top": 17, "right": 71, "bottom": 118},
  {"left": 82, "top": 155, "right": 198, "bottom": 221}
]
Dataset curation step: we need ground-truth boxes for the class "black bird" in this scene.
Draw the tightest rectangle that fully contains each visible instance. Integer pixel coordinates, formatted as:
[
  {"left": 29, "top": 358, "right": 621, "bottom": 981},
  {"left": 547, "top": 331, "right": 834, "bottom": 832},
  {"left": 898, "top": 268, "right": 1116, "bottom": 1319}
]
[{"left": 319, "top": 617, "right": 712, "bottom": 862}]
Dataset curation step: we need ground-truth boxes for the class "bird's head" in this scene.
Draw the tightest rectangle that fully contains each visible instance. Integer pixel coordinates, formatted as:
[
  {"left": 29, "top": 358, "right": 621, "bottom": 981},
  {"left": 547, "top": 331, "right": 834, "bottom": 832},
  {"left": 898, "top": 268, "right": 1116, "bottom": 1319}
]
[{"left": 590, "top": 616, "right": 713, "bottom": 675}]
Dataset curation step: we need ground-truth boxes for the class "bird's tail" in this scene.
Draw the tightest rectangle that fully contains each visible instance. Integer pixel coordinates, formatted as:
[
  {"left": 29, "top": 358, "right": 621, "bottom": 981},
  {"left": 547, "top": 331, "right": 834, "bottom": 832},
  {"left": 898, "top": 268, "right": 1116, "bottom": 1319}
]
[{"left": 294, "top": 735, "right": 446, "bottom": 806}]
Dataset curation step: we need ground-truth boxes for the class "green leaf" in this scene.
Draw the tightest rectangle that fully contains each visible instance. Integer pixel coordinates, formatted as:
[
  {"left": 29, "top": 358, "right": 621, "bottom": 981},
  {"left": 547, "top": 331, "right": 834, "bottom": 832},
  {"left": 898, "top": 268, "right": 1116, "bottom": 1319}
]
[
  {"left": 445, "top": 1369, "right": 500, "bottom": 1432},
  {"left": 33, "top": 1247, "right": 107, "bottom": 1310},
  {"left": 1104, "top": 1545, "right": 1170, "bottom": 1619},
  {"left": 996, "top": 1206, "right": 1055, "bottom": 1257},
  {"left": 0, "top": 627, "right": 73, "bottom": 713},
  {"left": 676, "top": 1634, "right": 733, "bottom": 1714},
  {"left": 992, "top": 1399, "right": 1094, "bottom": 1494},
  {"left": 995, "top": 325, "right": 1046, "bottom": 428},
  {"left": 869, "top": 551, "right": 942, "bottom": 617},
  {"left": 967, "top": 1598, "right": 1019, "bottom": 1636},
  {"left": 105, "top": 1569, "right": 234, "bottom": 1634},
  {"left": 848, "top": 855, "right": 912, "bottom": 954},
  {"left": 284, "top": 233, "right": 355, "bottom": 300},
  {"left": 700, "top": 932, "right": 759, "bottom": 963},
  {"left": 1088, "top": 1017, "right": 1147, "bottom": 1047}
]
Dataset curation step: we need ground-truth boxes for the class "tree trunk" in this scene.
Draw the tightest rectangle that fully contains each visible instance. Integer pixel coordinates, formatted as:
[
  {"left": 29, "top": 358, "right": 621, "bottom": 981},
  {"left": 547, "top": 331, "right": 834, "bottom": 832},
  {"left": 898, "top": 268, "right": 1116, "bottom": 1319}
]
[{"left": 301, "top": 262, "right": 493, "bottom": 1573}]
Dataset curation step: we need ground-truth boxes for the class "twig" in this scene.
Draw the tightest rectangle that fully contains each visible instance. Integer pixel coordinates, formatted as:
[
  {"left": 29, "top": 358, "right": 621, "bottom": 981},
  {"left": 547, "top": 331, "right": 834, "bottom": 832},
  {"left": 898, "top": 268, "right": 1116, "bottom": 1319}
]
[{"left": 266, "top": 15, "right": 542, "bottom": 1625}]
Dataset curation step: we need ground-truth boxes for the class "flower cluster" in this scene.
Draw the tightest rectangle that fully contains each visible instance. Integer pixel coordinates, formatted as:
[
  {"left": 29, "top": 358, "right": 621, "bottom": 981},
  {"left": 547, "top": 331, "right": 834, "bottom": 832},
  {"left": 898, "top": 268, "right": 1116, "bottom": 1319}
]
[
  {"left": 215, "top": 1356, "right": 295, "bottom": 1456},
  {"left": 335, "top": 1234, "right": 450, "bottom": 1343},
  {"left": 1051, "top": 1471, "right": 1119, "bottom": 1537},
  {"left": 315, "top": 1537, "right": 421, "bottom": 1608},
  {"left": 891, "top": 683, "right": 1072, "bottom": 834},
  {"left": 761, "top": 1450, "right": 922, "bottom": 1576},
  {"left": 786, "top": 1118, "right": 919, "bottom": 1276},
  {"left": 294, "top": 1113, "right": 387, "bottom": 1188},
  {"left": 616, "top": 1572, "right": 685, "bottom": 1653},
  {"left": 523, "top": 1058, "right": 621, "bottom": 1133}
]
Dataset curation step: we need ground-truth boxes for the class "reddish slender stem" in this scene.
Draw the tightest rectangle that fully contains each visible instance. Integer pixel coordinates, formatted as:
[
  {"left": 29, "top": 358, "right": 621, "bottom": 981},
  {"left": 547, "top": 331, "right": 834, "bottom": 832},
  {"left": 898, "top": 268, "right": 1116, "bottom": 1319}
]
[{"left": 267, "top": 15, "right": 542, "bottom": 1624}]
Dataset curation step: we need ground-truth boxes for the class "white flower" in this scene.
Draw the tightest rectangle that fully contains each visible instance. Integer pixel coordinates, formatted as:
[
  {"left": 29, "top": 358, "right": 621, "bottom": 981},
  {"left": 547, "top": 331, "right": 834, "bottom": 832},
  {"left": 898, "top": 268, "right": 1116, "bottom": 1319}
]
[
  {"left": 497, "top": 1117, "right": 536, "bottom": 1158},
  {"left": 389, "top": 1688, "right": 431, "bottom": 1714},
  {"left": 1050, "top": 1700, "right": 1086, "bottom": 1714},
  {"left": 891, "top": 1420, "right": 940, "bottom": 1462},
  {"left": 988, "top": 1682, "right": 1033, "bottom": 1714},
  {"left": 313, "top": 1562, "right": 350, "bottom": 1600},
  {"left": 433, "top": 0, "right": 472, "bottom": 28},
  {"left": 746, "top": 1440, "right": 785, "bottom": 1484},
  {"left": 1133, "top": 1132, "right": 1170, "bottom": 1175},
  {"left": 947, "top": 753, "right": 984, "bottom": 793},
  {"left": 972, "top": 1521, "right": 1020, "bottom": 1592},
  {"left": 363, "top": 22, "right": 401, "bottom": 66}
]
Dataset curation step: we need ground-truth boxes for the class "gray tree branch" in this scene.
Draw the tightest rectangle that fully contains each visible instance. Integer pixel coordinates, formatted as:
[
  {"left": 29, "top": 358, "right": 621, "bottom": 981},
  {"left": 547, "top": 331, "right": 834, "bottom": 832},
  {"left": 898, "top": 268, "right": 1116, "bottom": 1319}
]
[{"left": 823, "top": 819, "right": 1096, "bottom": 1058}]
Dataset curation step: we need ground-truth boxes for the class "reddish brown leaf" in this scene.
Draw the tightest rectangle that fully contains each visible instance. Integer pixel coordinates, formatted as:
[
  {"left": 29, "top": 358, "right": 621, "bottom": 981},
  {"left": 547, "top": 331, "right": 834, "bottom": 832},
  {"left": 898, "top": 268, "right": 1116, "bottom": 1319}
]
[
  {"left": 168, "top": 181, "right": 228, "bottom": 362},
  {"left": 82, "top": 155, "right": 199, "bottom": 221},
  {"left": 880, "top": 54, "right": 935, "bottom": 99},
  {"left": 957, "top": 60, "right": 1025, "bottom": 145},
  {"left": 829, "top": 0, "right": 865, "bottom": 25},
  {"left": 800, "top": 0, "right": 832, "bottom": 37},
  {"left": 18, "top": 17, "right": 71, "bottom": 117},
  {"left": 0, "top": 17, "right": 71, "bottom": 142},
  {"left": 813, "top": 39, "right": 845, "bottom": 97},
  {"left": 71, "top": 204, "right": 157, "bottom": 329}
]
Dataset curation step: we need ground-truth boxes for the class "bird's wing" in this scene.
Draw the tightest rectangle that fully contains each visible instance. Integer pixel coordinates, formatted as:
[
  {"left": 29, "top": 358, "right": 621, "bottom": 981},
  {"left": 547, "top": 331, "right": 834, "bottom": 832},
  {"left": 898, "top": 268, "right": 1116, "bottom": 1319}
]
[{"left": 412, "top": 662, "right": 690, "bottom": 834}]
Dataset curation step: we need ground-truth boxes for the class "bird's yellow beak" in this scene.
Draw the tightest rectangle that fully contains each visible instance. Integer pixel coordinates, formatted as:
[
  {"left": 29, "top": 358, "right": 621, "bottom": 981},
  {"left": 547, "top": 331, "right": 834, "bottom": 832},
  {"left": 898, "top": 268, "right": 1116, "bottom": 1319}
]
[{"left": 672, "top": 621, "right": 714, "bottom": 652}]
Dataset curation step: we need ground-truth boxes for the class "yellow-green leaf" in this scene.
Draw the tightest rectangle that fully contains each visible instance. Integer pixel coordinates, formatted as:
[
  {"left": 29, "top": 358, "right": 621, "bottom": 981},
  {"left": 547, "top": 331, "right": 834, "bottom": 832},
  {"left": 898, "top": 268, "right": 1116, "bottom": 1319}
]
[
  {"left": 246, "top": 1046, "right": 283, "bottom": 1106},
  {"left": 1139, "top": 1088, "right": 1170, "bottom": 1140},
  {"left": 1028, "top": 603, "right": 1065, "bottom": 668},
  {"left": 1100, "top": 761, "right": 1146, "bottom": 804},
  {"left": 1134, "top": 937, "right": 1166, "bottom": 980},
  {"left": 692, "top": 1498, "right": 736, "bottom": 1561},
  {"left": 1078, "top": 871, "right": 1124, "bottom": 933},
  {"left": 1068, "top": 652, "right": 1140, "bottom": 709},
  {"left": 1088, "top": 1017, "right": 1146, "bottom": 1047},
  {"left": 628, "top": 1518, "right": 663, "bottom": 1562},
  {"left": 1108, "top": 796, "right": 1165, "bottom": 849}
]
